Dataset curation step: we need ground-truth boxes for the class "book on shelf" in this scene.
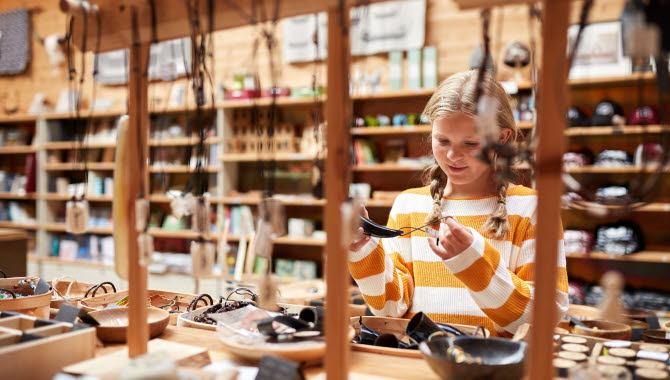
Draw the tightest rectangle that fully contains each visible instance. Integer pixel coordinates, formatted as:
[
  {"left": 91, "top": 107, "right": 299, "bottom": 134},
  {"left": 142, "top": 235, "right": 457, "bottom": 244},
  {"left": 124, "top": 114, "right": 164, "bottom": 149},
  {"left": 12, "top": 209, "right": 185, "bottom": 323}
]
[
  {"left": 0, "top": 201, "right": 35, "bottom": 223},
  {"left": 352, "top": 139, "right": 379, "bottom": 164},
  {"left": 275, "top": 258, "right": 317, "bottom": 280}
]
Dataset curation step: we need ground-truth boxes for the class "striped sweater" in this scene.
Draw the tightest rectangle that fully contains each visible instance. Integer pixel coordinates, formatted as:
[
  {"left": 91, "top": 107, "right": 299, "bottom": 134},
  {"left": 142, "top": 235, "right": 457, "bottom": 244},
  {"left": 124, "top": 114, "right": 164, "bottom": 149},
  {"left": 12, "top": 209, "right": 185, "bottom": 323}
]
[{"left": 349, "top": 185, "right": 569, "bottom": 336}]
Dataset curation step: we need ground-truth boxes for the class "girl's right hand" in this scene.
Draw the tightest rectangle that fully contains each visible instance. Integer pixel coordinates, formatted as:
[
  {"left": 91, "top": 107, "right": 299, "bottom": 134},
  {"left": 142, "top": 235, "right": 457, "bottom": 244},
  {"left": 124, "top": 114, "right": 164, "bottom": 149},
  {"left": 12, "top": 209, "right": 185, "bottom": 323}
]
[{"left": 349, "top": 204, "right": 371, "bottom": 252}]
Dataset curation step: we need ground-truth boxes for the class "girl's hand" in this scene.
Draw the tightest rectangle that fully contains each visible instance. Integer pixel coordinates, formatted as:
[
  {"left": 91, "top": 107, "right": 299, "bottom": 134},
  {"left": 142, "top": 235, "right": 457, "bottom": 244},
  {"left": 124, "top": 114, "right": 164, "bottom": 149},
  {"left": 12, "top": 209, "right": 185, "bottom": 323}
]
[
  {"left": 427, "top": 217, "right": 473, "bottom": 260},
  {"left": 349, "top": 204, "right": 371, "bottom": 252}
]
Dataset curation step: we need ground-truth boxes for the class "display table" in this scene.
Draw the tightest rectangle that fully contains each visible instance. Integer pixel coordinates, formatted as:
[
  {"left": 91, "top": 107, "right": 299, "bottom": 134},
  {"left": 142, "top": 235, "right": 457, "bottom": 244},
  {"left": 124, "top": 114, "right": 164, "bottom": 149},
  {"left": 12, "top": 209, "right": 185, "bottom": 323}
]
[{"left": 94, "top": 325, "right": 441, "bottom": 379}]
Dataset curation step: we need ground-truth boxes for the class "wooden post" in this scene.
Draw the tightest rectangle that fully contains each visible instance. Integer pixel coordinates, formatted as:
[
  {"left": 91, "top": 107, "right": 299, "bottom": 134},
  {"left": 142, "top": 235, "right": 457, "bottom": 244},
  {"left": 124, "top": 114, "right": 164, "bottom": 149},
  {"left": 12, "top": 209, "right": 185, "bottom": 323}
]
[
  {"left": 528, "top": 1, "right": 570, "bottom": 379},
  {"left": 324, "top": 4, "right": 351, "bottom": 380},
  {"left": 126, "top": 37, "right": 151, "bottom": 357}
]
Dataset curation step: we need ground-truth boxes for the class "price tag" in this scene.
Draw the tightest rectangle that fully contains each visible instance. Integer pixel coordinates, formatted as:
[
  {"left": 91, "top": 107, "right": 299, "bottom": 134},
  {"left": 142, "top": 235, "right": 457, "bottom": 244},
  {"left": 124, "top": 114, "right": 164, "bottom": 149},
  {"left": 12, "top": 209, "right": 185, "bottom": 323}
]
[
  {"left": 255, "top": 355, "right": 305, "bottom": 380},
  {"left": 500, "top": 81, "right": 519, "bottom": 95}
]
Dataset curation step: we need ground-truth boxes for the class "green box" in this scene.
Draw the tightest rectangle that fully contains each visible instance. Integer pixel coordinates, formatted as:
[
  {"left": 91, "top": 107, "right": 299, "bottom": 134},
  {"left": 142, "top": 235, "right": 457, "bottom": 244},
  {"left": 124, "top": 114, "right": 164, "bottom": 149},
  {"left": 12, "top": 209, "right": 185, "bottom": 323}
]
[
  {"left": 407, "top": 49, "right": 422, "bottom": 90},
  {"left": 389, "top": 51, "right": 403, "bottom": 90},
  {"left": 422, "top": 46, "right": 438, "bottom": 89}
]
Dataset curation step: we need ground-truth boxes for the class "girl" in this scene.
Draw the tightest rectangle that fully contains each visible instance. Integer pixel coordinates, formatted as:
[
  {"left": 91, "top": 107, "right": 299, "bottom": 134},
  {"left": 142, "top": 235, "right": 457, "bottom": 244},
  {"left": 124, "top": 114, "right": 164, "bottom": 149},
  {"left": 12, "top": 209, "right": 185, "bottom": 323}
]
[{"left": 348, "top": 70, "right": 569, "bottom": 336}]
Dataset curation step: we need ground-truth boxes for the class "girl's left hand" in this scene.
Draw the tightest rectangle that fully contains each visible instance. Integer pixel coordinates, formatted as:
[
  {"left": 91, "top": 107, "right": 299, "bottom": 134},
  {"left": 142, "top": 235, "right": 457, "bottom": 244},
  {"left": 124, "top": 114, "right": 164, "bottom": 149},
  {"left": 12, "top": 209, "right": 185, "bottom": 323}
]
[{"left": 427, "top": 217, "right": 474, "bottom": 260}]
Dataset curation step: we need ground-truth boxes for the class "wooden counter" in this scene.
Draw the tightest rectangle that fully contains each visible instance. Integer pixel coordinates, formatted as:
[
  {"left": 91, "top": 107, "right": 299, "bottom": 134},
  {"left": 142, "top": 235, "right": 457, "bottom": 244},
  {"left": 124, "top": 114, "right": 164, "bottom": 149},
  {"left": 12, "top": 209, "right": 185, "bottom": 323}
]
[{"left": 95, "top": 325, "right": 440, "bottom": 379}]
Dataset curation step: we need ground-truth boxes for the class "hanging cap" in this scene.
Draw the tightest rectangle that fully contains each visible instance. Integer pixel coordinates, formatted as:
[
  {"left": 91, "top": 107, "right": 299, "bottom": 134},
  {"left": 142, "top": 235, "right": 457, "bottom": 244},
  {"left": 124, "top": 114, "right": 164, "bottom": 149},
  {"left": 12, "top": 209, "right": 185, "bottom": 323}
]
[
  {"left": 627, "top": 106, "right": 659, "bottom": 125},
  {"left": 567, "top": 106, "right": 590, "bottom": 127},
  {"left": 503, "top": 41, "right": 531, "bottom": 68},
  {"left": 591, "top": 100, "right": 624, "bottom": 126}
]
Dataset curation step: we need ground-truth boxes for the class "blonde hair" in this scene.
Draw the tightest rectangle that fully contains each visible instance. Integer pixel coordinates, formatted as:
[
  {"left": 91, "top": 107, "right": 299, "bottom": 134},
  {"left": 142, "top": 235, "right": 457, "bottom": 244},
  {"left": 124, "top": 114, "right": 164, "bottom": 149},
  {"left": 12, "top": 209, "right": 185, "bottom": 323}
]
[{"left": 422, "top": 70, "right": 518, "bottom": 239}]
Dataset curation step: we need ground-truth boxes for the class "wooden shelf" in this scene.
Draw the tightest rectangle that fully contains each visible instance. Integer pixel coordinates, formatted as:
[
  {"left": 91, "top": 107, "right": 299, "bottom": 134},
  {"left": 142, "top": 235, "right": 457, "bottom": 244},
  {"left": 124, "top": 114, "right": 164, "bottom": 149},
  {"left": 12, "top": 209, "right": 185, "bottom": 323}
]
[
  {"left": 148, "top": 165, "right": 220, "bottom": 173},
  {"left": 227, "top": 234, "right": 325, "bottom": 246},
  {"left": 566, "top": 250, "right": 670, "bottom": 264},
  {"left": 353, "top": 163, "right": 427, "bottom": 172},
  {"left": 44, "top": 162, "right": 115, "bottom": 171},
  {"left": 0, "top": 221, "right": 37, "bottom": 230},
  {"left": 28, "top": 254, "right": 113, "bottom": 269},
  {"left": 147, "top": 228, "right": 213, "bottom": 240},
  {"left": 220, "top": 153, "right": 315, "bottom": 162},
  {"left": 0, "top": 114, "right": 37, "bottom": 123},
  {"left": 565, "top": 125, "right": 670, "bottom": 136},
  {"left": 517, "top": 121, "right": 534, "bottom": 130},
  {"left": 566, "top": 165, "right": 668, "bottom": 174},
  {"left": 43, "top": 110, "right": 124, "bottom": 119},
  {"left": 42, "top": 141, "right": 117, "bottom": 150},
  {"left": 220, "top": 96, "right": 320, "bottom": 109},
  {"left": 351, "top": 88, "right": 436, "bottom": 100},
  {"left": 0, "top": 145, "right": 36, "bottom": 154},
  {"left": 42, "top": 193, "right": 113, "bottom": 202},
  {"left": 42, "top": 223, "right": 113, "bottom": 234},
  {"left": 568, "top": 72, "right": 656, "bottom": 87},
  {"left": 565, "top": 202, "right": 670, "bottom": 213},
  {"left": 0, "top": 192, "right": 37, "bottom": 200},
  {"left": 149, "top": 136, "right": 220, "bottom": 147}
]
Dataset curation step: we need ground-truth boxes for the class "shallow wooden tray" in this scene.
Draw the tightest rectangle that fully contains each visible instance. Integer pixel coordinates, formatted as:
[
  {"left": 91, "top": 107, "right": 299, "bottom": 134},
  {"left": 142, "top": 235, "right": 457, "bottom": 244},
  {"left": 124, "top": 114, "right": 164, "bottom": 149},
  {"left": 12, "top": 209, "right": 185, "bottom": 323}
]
[
  {"left": 0, "top": 277, "right": 53, "bottom": 319},
  {"left": 349, "top": 316, "right": 490, "bottom": 359}
]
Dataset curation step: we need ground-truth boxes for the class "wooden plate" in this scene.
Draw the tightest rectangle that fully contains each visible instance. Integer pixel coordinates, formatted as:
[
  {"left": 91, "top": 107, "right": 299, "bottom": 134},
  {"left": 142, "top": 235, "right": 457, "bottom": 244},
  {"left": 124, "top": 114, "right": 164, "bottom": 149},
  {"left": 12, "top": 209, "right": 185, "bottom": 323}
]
[
  {"left": 88, "top": 307, "right": 170, "bottom": 343},
  {"left": 349, "top": 316, "right": 490, "bottom": 359}
]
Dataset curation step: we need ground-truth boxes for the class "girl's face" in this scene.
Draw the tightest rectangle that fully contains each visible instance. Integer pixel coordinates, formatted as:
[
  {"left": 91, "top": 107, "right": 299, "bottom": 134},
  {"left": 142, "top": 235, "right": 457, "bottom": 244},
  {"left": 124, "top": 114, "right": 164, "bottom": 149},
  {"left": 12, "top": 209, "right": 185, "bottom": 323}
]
[{"left": 431, "top": 113, "right": 511, "bottom": 187}]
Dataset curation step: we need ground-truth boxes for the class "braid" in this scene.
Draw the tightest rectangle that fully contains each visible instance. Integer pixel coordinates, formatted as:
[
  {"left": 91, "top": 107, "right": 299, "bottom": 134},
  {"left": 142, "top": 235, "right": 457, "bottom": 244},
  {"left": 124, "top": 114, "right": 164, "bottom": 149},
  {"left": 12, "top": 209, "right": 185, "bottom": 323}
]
[
  {"left": 424, "top": 162, "right": 447, "bottom": 222},
  {"left": 483, "top": 182, "right": 510, "bottom": 239}
]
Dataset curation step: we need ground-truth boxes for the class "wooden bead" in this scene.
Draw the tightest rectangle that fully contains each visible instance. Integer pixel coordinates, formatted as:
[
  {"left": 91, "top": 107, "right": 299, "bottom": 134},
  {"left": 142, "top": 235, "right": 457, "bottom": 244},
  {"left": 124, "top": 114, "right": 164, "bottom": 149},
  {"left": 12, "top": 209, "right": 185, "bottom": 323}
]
[
  {"left": 608, "top": 347, "right": 636, "bottom": 359},
  {"left": 561, "top": 343, "right": 590, "bottom": 353},
  {"left": 635, "top": 359, "right": 667, "bottom": 370},
  {"left": 553, "top": 358, "right": 577, "bottom": 378},
  {"left": 639, "top": 344, "right": 669, "bottom": 353},
  {"left": 635, "top": 368, "right": 669, "bottom": 380},
  {"left": 597, "top": 355, "right": 626, "bottom": 366},
  {"left": 561, "top": 336, "right": 588, "bottom": 345},
  {"left": 558, "top": 351, "right": 588, "bottom": 362}
]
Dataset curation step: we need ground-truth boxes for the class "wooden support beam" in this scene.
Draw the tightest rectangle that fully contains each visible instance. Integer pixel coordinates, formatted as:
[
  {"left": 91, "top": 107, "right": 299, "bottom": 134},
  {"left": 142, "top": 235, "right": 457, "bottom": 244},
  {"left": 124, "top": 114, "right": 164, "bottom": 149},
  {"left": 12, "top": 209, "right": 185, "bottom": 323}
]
[
  {"left": 126, "top": 30, "right": 151, "bottom": 357},
  {"left": 324, "top": 4, "right": 351, "bottom": 380},
  {"left": 528, "top": 0, "right": 571, "bottom": 379}
]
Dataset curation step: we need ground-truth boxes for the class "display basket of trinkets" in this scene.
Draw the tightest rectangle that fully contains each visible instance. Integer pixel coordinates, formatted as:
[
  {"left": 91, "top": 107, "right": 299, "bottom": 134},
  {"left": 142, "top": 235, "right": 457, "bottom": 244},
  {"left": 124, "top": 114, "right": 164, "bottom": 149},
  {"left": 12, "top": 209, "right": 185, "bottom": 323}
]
[
  {"left": 0, "top": 276, "right": 53, "bottom": 319},
  {"left": 78, "top": 288, "right": 211, "bottom": 325},
  {"left": 49, "top": 277, "right": 119, "bottom": 309}
]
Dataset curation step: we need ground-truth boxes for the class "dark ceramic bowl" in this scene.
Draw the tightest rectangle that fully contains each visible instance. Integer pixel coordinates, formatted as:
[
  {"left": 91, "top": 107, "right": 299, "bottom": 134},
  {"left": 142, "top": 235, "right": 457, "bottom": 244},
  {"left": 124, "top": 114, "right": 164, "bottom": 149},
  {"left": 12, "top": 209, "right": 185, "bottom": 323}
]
[
  {"left": 642, "top": 329, "right": 670, "bottom": 344},
  {"left": 419, "top": 335, "right": 526, "bottom": 380}
]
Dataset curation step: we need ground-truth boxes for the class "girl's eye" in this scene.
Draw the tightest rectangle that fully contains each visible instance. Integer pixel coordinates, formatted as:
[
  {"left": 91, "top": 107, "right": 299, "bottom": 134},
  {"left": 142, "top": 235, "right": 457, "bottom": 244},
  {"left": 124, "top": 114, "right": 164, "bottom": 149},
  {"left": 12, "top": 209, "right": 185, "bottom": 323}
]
[
  {"left": 465, "top": 142, "right": 480, "bottom": 147},
  {"left": 438, "top": 139, "right": 450, "bottom": 145}
]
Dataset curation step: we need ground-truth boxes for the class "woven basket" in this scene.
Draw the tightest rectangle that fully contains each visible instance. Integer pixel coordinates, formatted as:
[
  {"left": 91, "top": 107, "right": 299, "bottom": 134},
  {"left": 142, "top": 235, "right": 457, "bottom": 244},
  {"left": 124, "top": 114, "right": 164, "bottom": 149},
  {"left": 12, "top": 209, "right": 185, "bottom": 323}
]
[{"left": 0, "top": 277, "right": 53, "bottom": 319}]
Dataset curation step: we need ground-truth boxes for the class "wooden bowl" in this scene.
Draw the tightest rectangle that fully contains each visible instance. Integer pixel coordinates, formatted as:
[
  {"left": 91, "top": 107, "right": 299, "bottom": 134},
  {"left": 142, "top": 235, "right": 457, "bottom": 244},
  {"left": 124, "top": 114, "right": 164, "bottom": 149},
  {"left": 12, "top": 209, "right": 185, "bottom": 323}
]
[
  {"left": 642, "top": 329, "right": 670, "bottom": 344},
  {"left": 88, "top": 307, "right": 170, "bottom": 343},
  {"left": 622, "top": 319, "right": 649, "bottom": 341},
  {"left": 566, "top": 304, "right": 601, "bottom": 320},
  {"left": 623, "top": 308, "right": 655, "bottom": 322},
  {"left": 572, "top": 320, "right": 632, "bottom": 341}
]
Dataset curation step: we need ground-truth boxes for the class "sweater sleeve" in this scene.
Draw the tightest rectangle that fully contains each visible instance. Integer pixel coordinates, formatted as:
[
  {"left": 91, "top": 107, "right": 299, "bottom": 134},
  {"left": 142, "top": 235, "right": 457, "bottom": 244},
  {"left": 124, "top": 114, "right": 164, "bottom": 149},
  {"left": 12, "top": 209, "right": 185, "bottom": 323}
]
[
  {"left": 347, "top": 202, "right": 414, "bottom": 317},
  {"left": 442, "top": 219, "right": 569, "bottom": 334}
]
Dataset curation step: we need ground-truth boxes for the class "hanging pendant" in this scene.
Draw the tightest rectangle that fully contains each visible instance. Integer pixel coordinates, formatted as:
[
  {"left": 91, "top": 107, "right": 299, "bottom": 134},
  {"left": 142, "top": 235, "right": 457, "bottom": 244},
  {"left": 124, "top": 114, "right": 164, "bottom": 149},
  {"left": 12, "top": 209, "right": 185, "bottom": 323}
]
[
  {"left": 257, "top": 274, "right": 279, "bottom": 311},
  {"left": 192, "top": 196, "right": 211, "bottom": 239},
  {"left": 171, "top": 192, "right": 196, "bottom": 219},
  {"left": 137, "top": 232, "right": 154, "bottom": 267},
  {"left": 252, "top": 218, "right": 274, "bottom": 259},
  {"left": 135, "top": 198, "right": 150, "bottom": 232},
  {"left": 259, "top": 198, "right": 286, "bottom": 236},
  {"left": 191, "top": 240, "right": 214, "bottom": 277},
  {"left": 65, "top": 199, "right": 89, "bottom": 235}
]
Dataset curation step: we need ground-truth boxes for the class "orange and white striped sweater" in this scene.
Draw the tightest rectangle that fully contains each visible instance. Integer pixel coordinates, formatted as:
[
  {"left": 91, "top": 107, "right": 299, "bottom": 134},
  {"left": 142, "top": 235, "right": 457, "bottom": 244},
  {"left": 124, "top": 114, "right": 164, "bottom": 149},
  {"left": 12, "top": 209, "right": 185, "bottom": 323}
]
[{"left": 349, "top": 185, "right": 569, "bottom": 336}]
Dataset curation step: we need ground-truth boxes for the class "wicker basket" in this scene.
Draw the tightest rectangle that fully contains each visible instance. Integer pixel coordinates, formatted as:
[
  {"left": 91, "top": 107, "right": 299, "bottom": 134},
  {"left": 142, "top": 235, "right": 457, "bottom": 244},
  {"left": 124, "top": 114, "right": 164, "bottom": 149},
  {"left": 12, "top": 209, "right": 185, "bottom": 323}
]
[{"left": 0, "top": 277, "right": 53, "bottom": 319}]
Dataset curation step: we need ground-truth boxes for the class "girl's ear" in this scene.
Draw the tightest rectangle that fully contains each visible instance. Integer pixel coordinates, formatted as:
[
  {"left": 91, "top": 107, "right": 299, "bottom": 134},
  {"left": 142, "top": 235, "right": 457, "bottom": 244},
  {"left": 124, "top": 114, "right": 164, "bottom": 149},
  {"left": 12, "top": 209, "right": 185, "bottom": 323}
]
[{"left": 498, "top": 128, "right": 512, "bottom": 144}]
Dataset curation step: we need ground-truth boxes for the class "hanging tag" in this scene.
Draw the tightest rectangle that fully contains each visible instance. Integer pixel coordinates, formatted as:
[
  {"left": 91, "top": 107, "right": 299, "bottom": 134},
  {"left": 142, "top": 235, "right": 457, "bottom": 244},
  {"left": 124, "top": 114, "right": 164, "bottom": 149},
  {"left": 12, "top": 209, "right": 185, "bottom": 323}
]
[
  {"left": 137, "top": 233, "right": 154, "bottom": 267},
  {"left": 258, "top": 274, "right": 279, "bottom": 311},
  {"left": 192, "top": 196, "right": 211, "bottom": 238},
  {"left": 191, "top": 240, "right": 215, "bottom": 277},
  {"left": 259, "top": 198, "right": 286, "bottom": 236},
  {"left": 171, "top": 192, "right": 196, "bottom": 218},
  {"left": 475, "top": 95, "right": 500, "bottom": 141},
  {"left": 66, "top": 199, "right": 89, "bottom": 235},
  {"left": 135, "top": 198, "right": 150, "bottom": 232},
  {"left": 253, "top": 219, "right": 274, "bottom": 259},
  {"left": 340, "top": 198, "right": 362, "bottom": 248}
]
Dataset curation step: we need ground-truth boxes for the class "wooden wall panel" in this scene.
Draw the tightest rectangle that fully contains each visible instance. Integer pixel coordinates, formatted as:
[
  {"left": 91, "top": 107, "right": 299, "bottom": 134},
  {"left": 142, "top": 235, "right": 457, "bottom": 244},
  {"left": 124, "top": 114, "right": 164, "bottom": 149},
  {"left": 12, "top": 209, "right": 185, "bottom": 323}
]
[{"left": 0, "top": 0, "right": 625, "bottom": 118}]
